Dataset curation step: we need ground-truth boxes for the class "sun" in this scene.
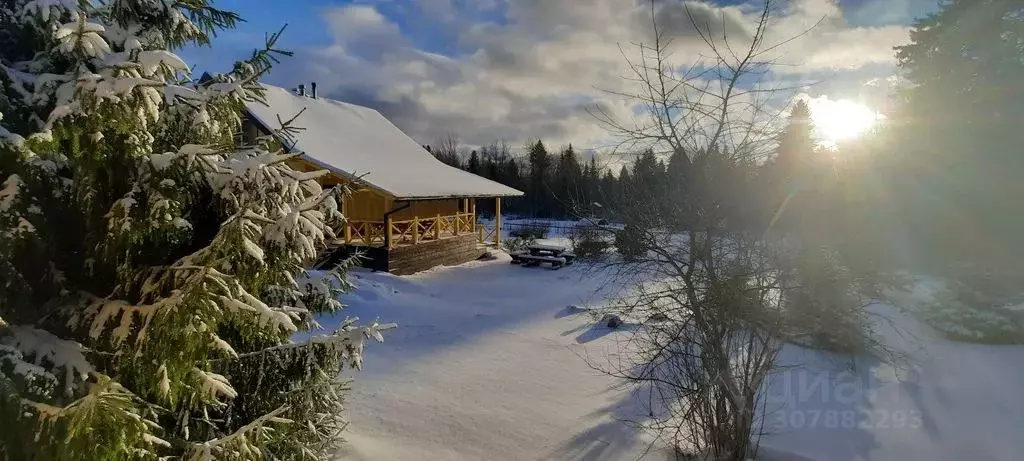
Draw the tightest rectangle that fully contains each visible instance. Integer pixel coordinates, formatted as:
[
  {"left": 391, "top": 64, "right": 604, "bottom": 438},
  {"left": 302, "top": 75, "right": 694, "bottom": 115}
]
[{"left": 807, "top": 98, "right": 881, "bottom": 147}]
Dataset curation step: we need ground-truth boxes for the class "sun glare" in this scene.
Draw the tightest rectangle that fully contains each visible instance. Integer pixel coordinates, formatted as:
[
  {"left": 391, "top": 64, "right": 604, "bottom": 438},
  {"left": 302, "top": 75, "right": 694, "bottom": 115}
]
[{"left": 807, "top": 98, "right": 881, "bottom": 147}]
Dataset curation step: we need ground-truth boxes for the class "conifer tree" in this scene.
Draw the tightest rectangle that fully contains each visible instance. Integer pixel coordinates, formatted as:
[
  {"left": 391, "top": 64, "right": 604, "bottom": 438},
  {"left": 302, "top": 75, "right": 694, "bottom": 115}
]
[
  {"left": 526, "top": 140, "right": 551, "bottom": 217},
  {"left": 763, "top": 100, "right": 817, "bottom": 233},
  {"left": 582, "top": 156, "right": 600, "bottom": 216},
  {"left": 598, "top": 169, "right": 616, "bottom": 209},
  {"left": 501, "top": 155, "right": 524, "bottom": 214},
  {"left": 485, "top": 153, "right": 501, "bottom": 181},
  {"left": 467, "top": 149, "right": 480, "bottom": 175},
  {"left": 554, "top": 144, "right": 581, "bottom": 217},
  {"left": 631, "top": 150, "right": 663, "bottom": 200},
  {"left": 774, "top": 100, "right": 815, "bottom": 176},
  {"left": 665, "top": 148, "right": 689, "bottom": 206},
  {"left": 616, "top": 165, "right": 632, "bottom": 216},
  {"left": 893, "top": 0, "right": 1024, "bottom": 272},
  {"left": 0, "top": 1, "right": 391, "bottom": 458}
]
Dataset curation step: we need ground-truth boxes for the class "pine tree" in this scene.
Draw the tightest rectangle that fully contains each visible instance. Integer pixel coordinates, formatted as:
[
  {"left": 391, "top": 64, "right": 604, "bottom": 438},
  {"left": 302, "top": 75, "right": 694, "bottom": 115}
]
[
  {"left": 502, "top": 156, "right": 524, "bottom": 214},
  {"left": 616, "top": 165, "right": 632, "bottom": 217},
  {"left": 774, "top": 100, "right": 815, "bottom": 175},
  {"left": 0, "top": 2, "right": 391, "bottom": 458},
  {"left": 526, "top": 140, "right": 552, "bottom": 217},
  {"left": 663, "top": 149, "right": 692, "bottom": 225},
  {"left": 631, "top": 150, "right": 663, "bottom": 200},
  {"left": 583, "top": 156, "right": 600, "bottom": 216},
  {"left": 485, "top": 154, "right": 501, "bottom": 181},
  {"left": 893, "top": 0, "right": 1024, "bottom": 271},
  {"left": 666, "top": 148, "right": 689, "bottom": 196},
  {"left": 761, "top": 100, "right": 817, "bottom": 234},
  {"left": 467, "top": 150, "right": 480, "bottom": 175},
  {"left": 665, "top": 148, "right": 687, "bottom": 177},
  {"left": 554, "top": 144, "right": 582, "bottom": 217},
  {"left": 599, "top": 169, "right": 617, "bottom": 217},
  {"left": 503, "top": 157, "right": 521, "bottom": 189}
]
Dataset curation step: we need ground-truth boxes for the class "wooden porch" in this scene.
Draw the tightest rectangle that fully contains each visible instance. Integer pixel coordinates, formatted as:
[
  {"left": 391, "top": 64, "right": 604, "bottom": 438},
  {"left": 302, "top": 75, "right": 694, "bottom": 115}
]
[{"left": 335, "top": 197, "right": 504, "bottom": 249}]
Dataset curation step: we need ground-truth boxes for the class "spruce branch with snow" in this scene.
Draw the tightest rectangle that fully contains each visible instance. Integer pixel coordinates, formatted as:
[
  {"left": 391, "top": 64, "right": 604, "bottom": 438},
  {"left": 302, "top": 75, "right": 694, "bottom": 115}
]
[{"left": 0, "top": 1, "right": 391, "bottom": 458}]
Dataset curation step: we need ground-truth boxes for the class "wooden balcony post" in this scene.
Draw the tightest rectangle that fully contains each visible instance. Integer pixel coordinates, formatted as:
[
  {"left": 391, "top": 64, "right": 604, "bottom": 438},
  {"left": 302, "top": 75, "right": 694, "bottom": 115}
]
[
  {"left": 494, "top": 196, "right": 501, "bottom": 246},
  {"left": 434, "top": 214, "right": 441, "bottom": 240},
  {"left": 386, "top": 216, "right": 394, "bottom": 249},
  {"left": 470, "top": 199, "right": 477, "bottom": 231},
  {"left": 412, "top": 216, "right": 419, "bottom": 244},
  {"left": 344, "top": 220, "right": 352, "bottom": 243}
]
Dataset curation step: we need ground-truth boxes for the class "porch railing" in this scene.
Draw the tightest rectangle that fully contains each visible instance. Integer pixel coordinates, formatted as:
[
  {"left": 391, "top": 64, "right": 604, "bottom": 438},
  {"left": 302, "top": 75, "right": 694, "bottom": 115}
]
[
  {"left": 477, "top": 225, "right": 497, "bottom": 245},
  {"left": 340, "top": 212, "right": 476, "bottom": 249}
]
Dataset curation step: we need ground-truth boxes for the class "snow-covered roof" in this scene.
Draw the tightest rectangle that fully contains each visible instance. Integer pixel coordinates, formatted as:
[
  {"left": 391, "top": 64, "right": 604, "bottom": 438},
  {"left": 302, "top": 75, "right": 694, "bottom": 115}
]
[{"left": 244, "top": 85, "right": 523, "bottom": 200}]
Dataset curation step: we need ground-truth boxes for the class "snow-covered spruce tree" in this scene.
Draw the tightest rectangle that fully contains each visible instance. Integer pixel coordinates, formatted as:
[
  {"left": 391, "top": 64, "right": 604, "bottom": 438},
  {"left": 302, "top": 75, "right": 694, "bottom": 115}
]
[{"left": 0, "top": 1, "right": 392, "bottom": 459}]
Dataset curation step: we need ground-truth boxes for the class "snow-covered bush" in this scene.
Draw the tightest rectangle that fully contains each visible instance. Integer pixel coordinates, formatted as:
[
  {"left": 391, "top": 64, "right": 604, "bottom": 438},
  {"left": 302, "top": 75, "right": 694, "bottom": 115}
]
[
  {"left": 0, "top": 1, "right": 390, "bottom": 458},
  {"left": 779, "top": 246, "right": 877, "bottom": 354},
  {"left": 900, "top": 277, "right": 1024, "bottom": 344},
  {"left": 613, "top": 223, "right": 646, "bottom": 261},
  {"left": 502, "top": 236, "right": 534, "bottom": 253},
  {"left": 569, "top": 224, "right": 609, "bottom": 259}
]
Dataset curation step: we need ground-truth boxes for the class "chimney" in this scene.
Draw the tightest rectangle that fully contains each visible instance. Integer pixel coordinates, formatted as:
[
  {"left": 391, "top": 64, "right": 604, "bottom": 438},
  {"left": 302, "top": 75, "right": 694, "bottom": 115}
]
[
  {"left": 297, "top": 84, "right": 305, "bottom": 96},
  {"left": 310, "top": 82, "right": 317, "bottom": 99}
]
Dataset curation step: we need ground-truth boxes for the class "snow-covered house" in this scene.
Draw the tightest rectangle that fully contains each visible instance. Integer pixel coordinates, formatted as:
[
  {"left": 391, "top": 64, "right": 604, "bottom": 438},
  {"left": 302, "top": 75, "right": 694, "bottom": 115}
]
[{"left": 242, "top": 84, "right": 522, "bottom": 274}]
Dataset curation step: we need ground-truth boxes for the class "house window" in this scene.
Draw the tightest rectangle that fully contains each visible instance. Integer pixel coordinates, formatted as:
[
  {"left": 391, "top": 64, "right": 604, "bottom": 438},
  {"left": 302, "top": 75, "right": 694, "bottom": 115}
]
[{"left": 237, "top": 118, "right": 260, "bottom": 145}]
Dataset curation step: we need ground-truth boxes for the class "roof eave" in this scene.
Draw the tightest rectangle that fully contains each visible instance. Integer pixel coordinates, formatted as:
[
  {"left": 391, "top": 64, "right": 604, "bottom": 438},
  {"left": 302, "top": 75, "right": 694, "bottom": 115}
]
[{"left": 392, "top": 190, "right": 525, "bottom": 201}]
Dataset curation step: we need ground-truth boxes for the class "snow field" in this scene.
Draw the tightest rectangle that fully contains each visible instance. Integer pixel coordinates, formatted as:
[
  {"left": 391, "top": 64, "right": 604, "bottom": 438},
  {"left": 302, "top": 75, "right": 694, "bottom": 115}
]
[{"left": 318, "top": 254, "right": 1024, "bottom": 460}]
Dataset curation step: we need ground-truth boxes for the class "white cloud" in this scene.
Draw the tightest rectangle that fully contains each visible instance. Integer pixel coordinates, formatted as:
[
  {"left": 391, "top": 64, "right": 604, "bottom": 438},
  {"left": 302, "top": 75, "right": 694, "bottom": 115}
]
[
  {"left": 276, "top": 0, "right": 912, "bottom": 151},
  {"left": 324, "top": 5, "right": 396, "bottom": 39}
]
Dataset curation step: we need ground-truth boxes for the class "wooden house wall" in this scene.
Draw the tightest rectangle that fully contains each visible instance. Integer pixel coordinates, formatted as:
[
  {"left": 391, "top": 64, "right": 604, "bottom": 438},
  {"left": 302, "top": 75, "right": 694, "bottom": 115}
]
[
  {"left": 391, "top": 199, "right": 461, "bottom": 221},
  {"left": 285, "top": 158, "right": 344, "bottom": 187},
  {"left": 287, "top": 157, "right": 387, "bottom": 221},
  {"left": 343, "top": 189, "right": 391, "bottom": 221},
  {"left": 387, "top": 233, "right": 484, "bottom": 275}
]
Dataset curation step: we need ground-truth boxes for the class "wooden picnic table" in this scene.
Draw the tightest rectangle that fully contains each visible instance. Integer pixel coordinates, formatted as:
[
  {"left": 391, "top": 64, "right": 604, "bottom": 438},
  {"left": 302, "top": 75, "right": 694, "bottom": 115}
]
[
  {"left": 510, "top": 243, "right": 576, "bottom": 269},
  {"left": 528, "top": 243, "right": 568, "bottom": 255}
]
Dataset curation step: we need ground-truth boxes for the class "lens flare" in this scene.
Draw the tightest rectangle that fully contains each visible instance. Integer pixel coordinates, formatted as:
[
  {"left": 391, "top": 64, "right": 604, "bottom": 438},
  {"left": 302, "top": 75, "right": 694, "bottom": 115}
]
[{"left": 807, "top": 98, "right": 881, "bottom": 147}]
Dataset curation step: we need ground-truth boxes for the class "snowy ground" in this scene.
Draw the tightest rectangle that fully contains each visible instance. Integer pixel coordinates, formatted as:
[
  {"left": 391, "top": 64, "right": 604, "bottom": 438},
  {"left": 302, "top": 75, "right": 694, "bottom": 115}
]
[
  {"left": 326, "top": 254, "right": 667, "bottom": 460},
  {"left": 320, "top": 250, "right": 1024, "bottom": 460},
  {"left": 759, "top": 300, "right": 1024, "bottom": 461}
]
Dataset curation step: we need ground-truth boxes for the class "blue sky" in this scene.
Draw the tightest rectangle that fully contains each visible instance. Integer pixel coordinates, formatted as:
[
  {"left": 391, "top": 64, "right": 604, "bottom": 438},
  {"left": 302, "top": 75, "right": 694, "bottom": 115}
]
[{"left": 181, "top": 0, "right": 938, "bottom": 150}]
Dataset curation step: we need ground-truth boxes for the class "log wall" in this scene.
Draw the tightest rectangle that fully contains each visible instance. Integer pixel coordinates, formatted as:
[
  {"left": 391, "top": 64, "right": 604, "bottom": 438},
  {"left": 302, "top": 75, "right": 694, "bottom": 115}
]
[{"left": 386, "top": 233, "right": 484, "bottom": 275}]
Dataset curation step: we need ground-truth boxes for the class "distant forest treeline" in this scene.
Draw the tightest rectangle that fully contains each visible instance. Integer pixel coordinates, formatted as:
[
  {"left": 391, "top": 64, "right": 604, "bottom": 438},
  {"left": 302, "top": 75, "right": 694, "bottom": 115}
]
[{"left": 424, "top": 137, "right": 693, "bottom": 220}]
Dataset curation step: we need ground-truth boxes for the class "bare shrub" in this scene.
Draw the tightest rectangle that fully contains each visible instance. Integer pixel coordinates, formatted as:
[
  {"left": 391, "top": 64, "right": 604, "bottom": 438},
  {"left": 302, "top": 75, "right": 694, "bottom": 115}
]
[
  {"left": 583, "top": 1, "right": 845, "bottom": 458},
  {"left": 602, "top": 229, "right": 786, "bottom": 461},
  {"left": 509, "top": 221, "right": 550, "bottom": 239}
]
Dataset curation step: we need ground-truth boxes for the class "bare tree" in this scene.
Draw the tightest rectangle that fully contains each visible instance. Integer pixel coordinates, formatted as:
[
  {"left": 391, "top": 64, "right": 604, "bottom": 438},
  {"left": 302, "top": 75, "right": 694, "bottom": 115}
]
[
  {"left": 431, "top": 133, "right": 465, "bottom": 168},
  {"left": 581, "top": 1, "right": 835, "bottom": 459}
]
